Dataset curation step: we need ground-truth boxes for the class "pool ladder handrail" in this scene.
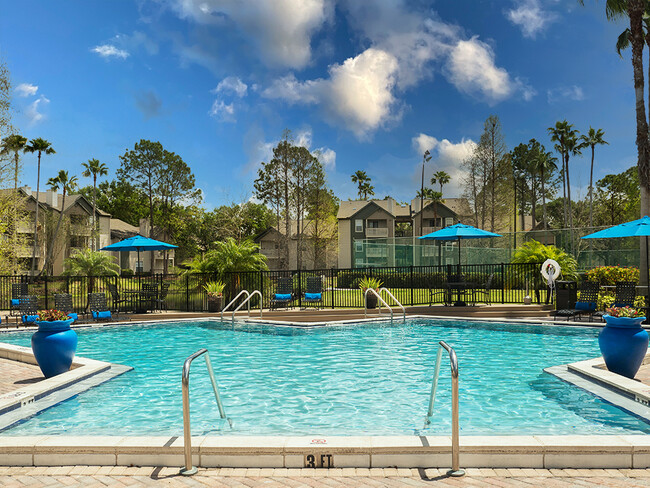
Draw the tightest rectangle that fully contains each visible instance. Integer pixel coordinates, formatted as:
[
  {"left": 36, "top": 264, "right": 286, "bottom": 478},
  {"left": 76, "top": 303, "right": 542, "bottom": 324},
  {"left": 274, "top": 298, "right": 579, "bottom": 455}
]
[
  {"left": 425, "top": 341, "right": 464, "bottom": 477},
  {"left": 231, "top": 290, "right": 263, "bottom": 324},
  {"left": 379, "top": 287, "right": 406, "bottom": 321},
  {"left": 364, "top": 288, "right": 405, "bottom": 322},
  {"left": 220, "top": 290, "right": 250, "bottom": 322},
  {"left": 180, "top": 348, "right": 230, "bottom": 476}
]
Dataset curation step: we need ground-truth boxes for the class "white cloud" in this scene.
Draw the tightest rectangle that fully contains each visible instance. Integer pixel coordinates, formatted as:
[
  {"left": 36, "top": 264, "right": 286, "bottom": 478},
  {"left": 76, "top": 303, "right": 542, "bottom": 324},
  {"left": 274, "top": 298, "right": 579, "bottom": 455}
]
[
  {"left": 15, "top": 83, "right": 38, "bottom": 97},
  {"left": 507, "top": 0, "right": 557, "bottom": 39},
  {"left": 209, "top": 99, "right": 235, "bottom": 121},
  {"left": 91, "top": 44, "right": 130, "bottom": 59},
  {"left": 26, "top": 95, "right": 50, "bottom": 125},
  {"left": 263, "top": 48, "right": 399, "bottom": 138},
  {"left": 168, "top": 0, "right": 332, "bottom": 69},
  {"left": 547, "top": 85, "right": 584, "bottom": 103},
  {"left": 447, "top": 37, "right": 521, "bottom": 103},
  {"left": 411, "top": 133, "right": 476, "bottom": 197},
  {"left": 316, "top": 147, "right": 336, "bottom": 169},
  {"left": 213, "top": 76, "right": 248, "bottom": 97}
]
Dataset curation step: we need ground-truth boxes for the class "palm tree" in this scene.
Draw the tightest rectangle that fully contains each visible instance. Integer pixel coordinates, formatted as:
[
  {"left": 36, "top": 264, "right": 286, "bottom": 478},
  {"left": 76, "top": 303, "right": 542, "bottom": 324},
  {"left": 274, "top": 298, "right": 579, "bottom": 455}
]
[
  {"left": 580, "top": 127, "right": 609, "bottom": 229},
  {"left": 431, "top": 171, "right": 451, "bottom": 194},
  {"left": 1, "top": 134, "right": 28, "bottom": 269},
  {"left": 41, "top": 170, "right": 78, "bottom": 275},
  {"left": 534, "top": 149, "right": 558, "bottom": 230},
  {"left": 24, "top": 138, "right": 55, "bottom": 275},
  {"left": 81, "top": 158, "right": 109, "bottom": 251},
  {"left": 350, "top": 170, "right": 373, "bottom": 200},
  {"left": 63, "top": 248, "right": 119, "bottom": 295}
]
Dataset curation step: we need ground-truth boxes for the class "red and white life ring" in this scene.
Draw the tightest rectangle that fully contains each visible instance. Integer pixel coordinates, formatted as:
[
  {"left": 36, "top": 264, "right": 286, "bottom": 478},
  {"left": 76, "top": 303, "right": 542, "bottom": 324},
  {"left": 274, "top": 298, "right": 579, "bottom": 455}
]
[{"left": 541, "top": 259, "right": 561, "bottom": 288}]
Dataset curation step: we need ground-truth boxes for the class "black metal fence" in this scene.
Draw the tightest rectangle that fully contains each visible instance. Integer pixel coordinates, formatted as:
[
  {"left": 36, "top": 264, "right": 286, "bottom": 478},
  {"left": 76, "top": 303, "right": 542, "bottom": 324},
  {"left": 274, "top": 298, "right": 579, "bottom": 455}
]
[{"left": 0, "top": 262, "right": 546, "bottom": 313}]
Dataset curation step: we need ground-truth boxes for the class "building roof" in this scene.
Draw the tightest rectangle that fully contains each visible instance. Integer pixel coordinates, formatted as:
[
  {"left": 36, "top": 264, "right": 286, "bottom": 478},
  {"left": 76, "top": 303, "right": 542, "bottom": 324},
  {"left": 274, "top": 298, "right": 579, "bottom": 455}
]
[
  {"left": 337, "top": 198, "right": 410, "bottom": 220},
  {"left": 4, "top": 187, "right": 111, "bottom": 216}
]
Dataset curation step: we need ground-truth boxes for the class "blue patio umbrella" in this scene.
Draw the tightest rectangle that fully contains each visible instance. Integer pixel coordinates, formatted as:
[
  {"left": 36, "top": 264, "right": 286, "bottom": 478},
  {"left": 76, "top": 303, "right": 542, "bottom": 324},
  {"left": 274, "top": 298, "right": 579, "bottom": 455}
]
[
  {"left": 582, "top": 216, "right": 650, "bottom": 302},
  {"left": 100, "top": 234, "right": 178, "bottom": 272},
  {"left": 419, "top": 223, "right": 502, "bottom": 264}
]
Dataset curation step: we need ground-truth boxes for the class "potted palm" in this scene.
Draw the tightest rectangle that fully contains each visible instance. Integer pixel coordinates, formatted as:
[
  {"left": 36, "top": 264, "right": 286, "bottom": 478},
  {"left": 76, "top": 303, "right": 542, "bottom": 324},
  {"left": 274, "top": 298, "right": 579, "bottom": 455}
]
[
  {"left": 31, "top": 309, "right": 78, "bottom": 378},
  {"left": 599, "top": 306, "right": 648, "bottom": 379},
  {"left": 204, "top": 281, "right": 226, "bottom": 312},
  {"left": 358, "top": 276, "right": 383, "bottom": 309}
]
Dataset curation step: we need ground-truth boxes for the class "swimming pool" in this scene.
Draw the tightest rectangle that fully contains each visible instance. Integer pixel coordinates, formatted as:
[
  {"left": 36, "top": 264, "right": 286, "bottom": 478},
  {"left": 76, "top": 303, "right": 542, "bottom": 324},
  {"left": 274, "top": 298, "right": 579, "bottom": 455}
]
[{"left": 1, "top": 318, "right": 649, "bottom": 437}]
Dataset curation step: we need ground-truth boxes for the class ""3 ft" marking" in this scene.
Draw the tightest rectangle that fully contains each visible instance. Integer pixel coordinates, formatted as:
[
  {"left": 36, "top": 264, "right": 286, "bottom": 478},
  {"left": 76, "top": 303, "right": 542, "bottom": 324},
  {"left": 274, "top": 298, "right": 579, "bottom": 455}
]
[{"left": 304, "top": 454, "right": 334, "bottom": 468}]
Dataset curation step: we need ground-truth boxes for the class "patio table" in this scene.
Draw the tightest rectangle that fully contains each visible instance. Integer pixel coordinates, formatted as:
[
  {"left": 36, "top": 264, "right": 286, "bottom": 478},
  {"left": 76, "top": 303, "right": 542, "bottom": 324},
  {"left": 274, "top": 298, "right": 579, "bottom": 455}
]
[
  {"left": 446, "top": 281, "right": 477, "bottom": 307},
  {"left": 123, "top": 290, "right": 154, "bottom": 314}
]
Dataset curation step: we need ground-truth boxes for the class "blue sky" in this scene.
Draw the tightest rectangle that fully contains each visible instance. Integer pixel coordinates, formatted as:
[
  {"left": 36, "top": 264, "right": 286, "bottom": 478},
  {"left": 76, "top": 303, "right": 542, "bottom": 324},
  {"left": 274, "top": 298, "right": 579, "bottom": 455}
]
[{"left": 0, "top": 0, "right": 636, "bottom": 208}]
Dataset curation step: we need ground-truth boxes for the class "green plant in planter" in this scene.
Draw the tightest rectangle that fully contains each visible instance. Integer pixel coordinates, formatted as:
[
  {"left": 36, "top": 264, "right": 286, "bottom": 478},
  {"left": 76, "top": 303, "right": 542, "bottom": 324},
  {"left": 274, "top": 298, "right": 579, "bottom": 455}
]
[
  {"left": 204, "top": 281, "right": 226, "bottom": 299},
  {"left": 358, "top": 276, "right": 383, "bottom": 292},
  {"left": 37, "top": 309, "right": 70, "bottom": 321}
]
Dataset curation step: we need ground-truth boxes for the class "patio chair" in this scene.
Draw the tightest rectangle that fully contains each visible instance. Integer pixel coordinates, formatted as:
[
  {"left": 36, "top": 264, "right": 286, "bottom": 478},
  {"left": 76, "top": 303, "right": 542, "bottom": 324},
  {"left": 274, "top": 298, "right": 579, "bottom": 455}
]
[
  {"left": 154, "top": 283, "right": 170, "bottom": 312},
  {"left": 10, "top": 283, "right": 28, "bottom": 316},
  {"left": 107, "top": 284, "right": 128, "bottom": 312},
  {"left": 19, "top": 295, "right": 39, "bottom": 325},
  {"left": 302, "top": 276, "right": 323, "bottom": 309},
  {"left": 554, "top": 281, "right": 600, "bottom": 321},
  {"left": 54, "top": 293, "right": 79, "bottom": 323},
  {"left": 473, "top": 273, "right": 495, "bottom": 305},
  {"left": 88, "top": 293, "right": 114, "bottom": 322},
  {"left": 270, "top": 277, "right": 294, "bottom": 310},
  {"left": 614, "top": 281, "right": 637, "bottom": 307},
  {"left": 141, "top": 283, "right": 158, "bottom": 312}
]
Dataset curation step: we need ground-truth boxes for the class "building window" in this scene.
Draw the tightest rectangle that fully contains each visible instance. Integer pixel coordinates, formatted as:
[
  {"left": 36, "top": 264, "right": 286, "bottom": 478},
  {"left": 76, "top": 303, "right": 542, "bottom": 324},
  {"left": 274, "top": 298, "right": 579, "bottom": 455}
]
[
  {"left": 367, "top": 220, "right": 379, "bottom": 228},
  {"left": 354, "top": 241, "right": 363, "bottom": 253},
  {"left": 445, "top": 217, "right": 454, "bottom": 227},
  {"left": 355, "top": 219, "right": 363, "bottom": 232},
  {"left": 136, "top": 261, "right": 144, "bottom": 273}
]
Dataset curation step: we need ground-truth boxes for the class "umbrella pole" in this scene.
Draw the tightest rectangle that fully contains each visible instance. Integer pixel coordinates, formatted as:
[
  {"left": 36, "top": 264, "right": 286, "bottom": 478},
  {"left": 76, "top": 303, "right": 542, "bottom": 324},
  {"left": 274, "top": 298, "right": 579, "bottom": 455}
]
[{"left": 458, "top": 238, "right": 462, "bottom": 276}]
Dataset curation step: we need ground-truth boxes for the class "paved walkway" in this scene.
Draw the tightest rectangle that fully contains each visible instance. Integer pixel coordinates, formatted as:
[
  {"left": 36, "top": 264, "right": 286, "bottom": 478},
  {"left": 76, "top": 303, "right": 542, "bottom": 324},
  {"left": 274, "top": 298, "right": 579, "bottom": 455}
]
[
  {"left": 3, "top": 467, "right": 650, "bottom": 487},
  {"left": 0, "top": 357, "right": 43, "bottom": 395}
]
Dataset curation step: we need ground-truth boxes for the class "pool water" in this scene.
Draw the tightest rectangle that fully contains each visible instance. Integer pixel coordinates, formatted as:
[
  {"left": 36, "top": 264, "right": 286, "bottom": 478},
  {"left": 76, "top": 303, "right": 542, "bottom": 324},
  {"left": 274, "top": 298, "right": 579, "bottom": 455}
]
[{"left": 1, "top": 318, "right": 649, "bottom": 436}]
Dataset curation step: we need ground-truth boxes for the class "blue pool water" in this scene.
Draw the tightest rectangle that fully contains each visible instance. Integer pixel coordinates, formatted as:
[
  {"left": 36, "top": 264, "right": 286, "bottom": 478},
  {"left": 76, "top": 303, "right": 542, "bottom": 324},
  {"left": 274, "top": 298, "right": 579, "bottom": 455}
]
[{"left": 1, "top": 318, "right": 649, "bottom": 436}]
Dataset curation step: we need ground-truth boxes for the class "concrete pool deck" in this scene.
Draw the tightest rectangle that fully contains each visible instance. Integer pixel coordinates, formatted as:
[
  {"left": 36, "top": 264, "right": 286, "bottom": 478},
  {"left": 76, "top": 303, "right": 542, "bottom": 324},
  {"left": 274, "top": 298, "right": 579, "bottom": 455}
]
[{"left": 2, "top": 314, "right": 650, "bottom": 471}]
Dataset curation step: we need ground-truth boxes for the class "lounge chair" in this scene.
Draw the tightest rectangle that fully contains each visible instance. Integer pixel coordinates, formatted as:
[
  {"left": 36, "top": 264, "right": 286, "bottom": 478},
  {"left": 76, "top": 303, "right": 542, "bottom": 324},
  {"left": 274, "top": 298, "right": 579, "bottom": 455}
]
[
  {"left": 88, "top": 293, "right": 114, "bottom": 322},
  {"left": 54, "top": 293, "right": 80, "bottom": 323},
  {"left": 270, "top": 277, "right": 294, "bottom": 310},
  {"left": 593, "top": 281, "right": 638, "bottom": 322},
  {"left": 10, "top": 283, "right": 28, "bottom": 316},
  {"left": 19, "top": 295, "right": 39, "bottom": 325},
  {"left": 302, "top": 276, "right": 323, "bottom": 309},
  {"left": 107, "top": 284, "right": 128, "bottom": 312},
  {"left": 555, "top": 281, "right": 600, "bottom": 321}
]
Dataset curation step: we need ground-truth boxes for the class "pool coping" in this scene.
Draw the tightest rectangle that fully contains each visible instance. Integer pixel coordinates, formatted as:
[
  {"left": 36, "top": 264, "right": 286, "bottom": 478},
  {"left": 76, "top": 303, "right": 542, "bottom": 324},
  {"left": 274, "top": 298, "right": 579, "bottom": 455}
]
[{"left": 2, "top": 315, "right": 648, "bottom": 469}]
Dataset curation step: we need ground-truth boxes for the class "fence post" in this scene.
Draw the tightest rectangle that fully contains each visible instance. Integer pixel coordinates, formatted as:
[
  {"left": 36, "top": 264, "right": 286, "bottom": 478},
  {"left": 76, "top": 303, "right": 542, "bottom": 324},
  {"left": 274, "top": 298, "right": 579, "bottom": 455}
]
[
  {"left": 410, "top": 265, "right": 414, "bottom": 306},
  {"left": 331, "top": 268, "right": 335, "bottom": 309},
  {"left": 186, "top": 274, "right": 190, "bottom": 312},
  {"left": 297, "top": 269, "right": 302, "bottom": 309},
  {"left": 260, "top": 270, "right": 264, "bottom": 310},
  {"left": 500, "top": 263, "right": 505, "bottom": 304},
  {"left": 44, "top": 274, "right": 48, "bottom": 309}
]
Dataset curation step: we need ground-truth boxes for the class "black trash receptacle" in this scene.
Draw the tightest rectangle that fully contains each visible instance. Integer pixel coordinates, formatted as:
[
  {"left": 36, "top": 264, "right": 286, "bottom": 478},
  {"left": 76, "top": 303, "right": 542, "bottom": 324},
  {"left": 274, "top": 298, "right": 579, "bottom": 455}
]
[{"left": 555, "top": 281, "right": 577, "bottom": 310}]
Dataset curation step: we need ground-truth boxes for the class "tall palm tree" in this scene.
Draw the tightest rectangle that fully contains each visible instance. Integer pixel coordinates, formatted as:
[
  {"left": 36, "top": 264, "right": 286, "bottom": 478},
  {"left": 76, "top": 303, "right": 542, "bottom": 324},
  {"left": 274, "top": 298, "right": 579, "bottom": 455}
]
[
  {"left": 535, "top": 149, "right": 558, "bottom": 230},
  {"left": 350, "top": 170, "right": 373, "bottom": 200},
  {"left": 580, "top": 127, "right": 609, "bottom": 229},
  {"left": 1, "top": 134, "right": 28, "bottom": 270},
  {"left": 548, "top": 121, "right": 581, "bottom": 237},
  {"left": 431, "top": 171, "right": 451, "bottom": 194},
  {"left": 24, "top": 138, "right": 55, "bottom": 275},
  {"left": 41, "top": 170, "right": 78, "bottom": 275},
  {"left": 81, "top": 159, "right": 108, "bottom": 250}
]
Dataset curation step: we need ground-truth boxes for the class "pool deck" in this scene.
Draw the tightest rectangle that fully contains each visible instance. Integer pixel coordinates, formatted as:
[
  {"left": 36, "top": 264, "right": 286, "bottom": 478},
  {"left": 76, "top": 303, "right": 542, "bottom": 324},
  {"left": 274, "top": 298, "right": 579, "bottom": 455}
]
[{"left": 3, "top": 465, "right": 650, "bottom": 487}]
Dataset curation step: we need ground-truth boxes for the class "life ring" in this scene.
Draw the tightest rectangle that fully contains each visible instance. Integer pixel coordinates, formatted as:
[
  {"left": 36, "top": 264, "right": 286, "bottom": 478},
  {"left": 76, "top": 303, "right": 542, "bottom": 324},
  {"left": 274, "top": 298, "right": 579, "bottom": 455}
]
[{"left": 541, "top": 259, "right": 561, "bottom": 287}]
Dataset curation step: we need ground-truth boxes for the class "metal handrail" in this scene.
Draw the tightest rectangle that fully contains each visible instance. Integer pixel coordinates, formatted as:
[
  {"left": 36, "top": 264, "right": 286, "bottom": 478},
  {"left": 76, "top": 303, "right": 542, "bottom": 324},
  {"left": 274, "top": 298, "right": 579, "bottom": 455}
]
[
  {"left": 231, "top": 290, "right": 263, "bottom": 324},
  {"left": 220, "top": 290, "right": 250, "bottom": 321},
  {"left": 379, "top": 287, "right": 406, "bottom": 321},
  {"left": 364, "top": 288, "right": 394, "bottom": 321},
  {"left": 180, "top": 348, "right": 229, "bottom": 476},
  {"left": 425, "top": 341, "right": 464, "bottom": 477}
]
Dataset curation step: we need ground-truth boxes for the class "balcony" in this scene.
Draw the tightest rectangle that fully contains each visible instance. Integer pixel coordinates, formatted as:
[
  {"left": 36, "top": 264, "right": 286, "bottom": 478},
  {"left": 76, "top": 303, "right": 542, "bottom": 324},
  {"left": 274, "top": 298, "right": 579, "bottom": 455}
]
[
  {"left": 17, "top": 246, "right": 40, "bottom": 258},
  {"left": 70, "top": 226, "right": 92, "bottom": 236},
  {"left": 366, "top": 247, "right": 388, "bottom": 258},
  {"left": 365, "top": 228, "right": 388, "bottom": 238},
  {"left": 421, "top": 226, "right": 443, "bottom": 236}
]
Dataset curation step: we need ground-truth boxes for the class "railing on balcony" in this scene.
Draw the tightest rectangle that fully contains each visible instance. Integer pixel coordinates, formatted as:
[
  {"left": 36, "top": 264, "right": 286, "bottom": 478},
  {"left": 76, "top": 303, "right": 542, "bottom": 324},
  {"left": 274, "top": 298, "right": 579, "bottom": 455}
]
[
  {"left": 365, "top": 227, "right": 389, "bottom": 238},
  {"left": 421, "top": 226, "right": 443, "bottom": 236},
  {"left": 70, "top": 226, "right": 92, "bottom": 236}
]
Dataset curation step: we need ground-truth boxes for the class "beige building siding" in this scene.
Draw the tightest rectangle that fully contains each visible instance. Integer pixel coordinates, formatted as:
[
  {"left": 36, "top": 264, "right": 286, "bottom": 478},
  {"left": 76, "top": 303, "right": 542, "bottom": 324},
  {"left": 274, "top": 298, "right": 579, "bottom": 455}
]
[{"left": 338, "top": 221, "right": 351, "bottom": 269}]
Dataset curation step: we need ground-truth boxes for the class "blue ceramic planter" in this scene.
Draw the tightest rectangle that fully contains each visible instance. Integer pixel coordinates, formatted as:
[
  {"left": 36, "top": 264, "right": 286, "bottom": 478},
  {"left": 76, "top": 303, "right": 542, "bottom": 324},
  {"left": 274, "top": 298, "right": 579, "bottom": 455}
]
[
  {"left": 31, "top": 319, "right": 77, "bottom": 378},
  {"left": 599, "top": 315, "right": 648, "bottom": 379}
]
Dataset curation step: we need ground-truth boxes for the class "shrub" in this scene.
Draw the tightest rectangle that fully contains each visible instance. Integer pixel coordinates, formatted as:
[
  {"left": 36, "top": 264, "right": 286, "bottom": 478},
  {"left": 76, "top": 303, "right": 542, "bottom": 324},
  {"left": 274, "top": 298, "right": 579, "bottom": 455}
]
[
  {"left": 121, "top": 268, "right": 134, "bottom": 277},
  {"left": 585, "top": 266, "right": 639, "bottom": 285}
]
